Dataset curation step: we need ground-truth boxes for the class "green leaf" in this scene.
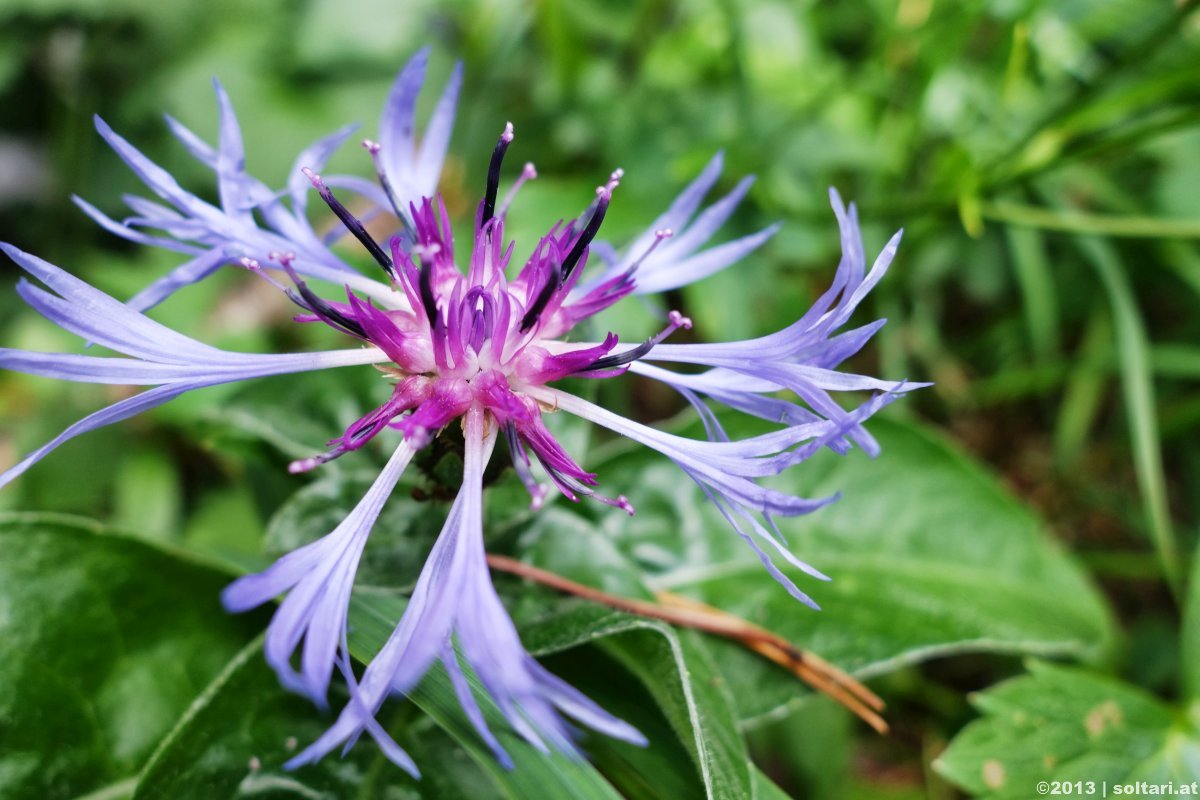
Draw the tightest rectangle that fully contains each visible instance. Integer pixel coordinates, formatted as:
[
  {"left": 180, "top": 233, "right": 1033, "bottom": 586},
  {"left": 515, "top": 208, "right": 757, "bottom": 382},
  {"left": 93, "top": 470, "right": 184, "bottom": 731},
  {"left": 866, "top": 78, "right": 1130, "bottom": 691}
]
[
  {"left": 194, "top": 365, "right": 386, "bottom": 463},
  {"left": 751, "top": 767, "right": 795, "bottom": 800},
  {"left": 592, "top": 417, "right": 1116, "bottom": 723},
  {"left": 602, "top": 629, "right": 753, "bottom": 800},
  {"left": 934, "top": 661, "right": 1200, "bottom": 798},
  {"left": 521, "top": 603, "right": 756, "bottom": 800},
  {"left": 0, "top": 513, "right": 264, "bottom": 800},
  {"left": 133, "top": 635, "right": 461, "bottom": 800},
  {"left": 534, "top": 643, "right": 712, "bottom": 800}
]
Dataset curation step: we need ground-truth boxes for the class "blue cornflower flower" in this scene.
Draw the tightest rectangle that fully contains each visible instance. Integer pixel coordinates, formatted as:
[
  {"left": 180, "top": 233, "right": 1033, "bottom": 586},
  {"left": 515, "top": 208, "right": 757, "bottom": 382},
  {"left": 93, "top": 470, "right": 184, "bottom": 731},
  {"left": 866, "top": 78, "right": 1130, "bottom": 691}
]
[{"left": 1, "top": 49, "right": 921, "bottom": 775}]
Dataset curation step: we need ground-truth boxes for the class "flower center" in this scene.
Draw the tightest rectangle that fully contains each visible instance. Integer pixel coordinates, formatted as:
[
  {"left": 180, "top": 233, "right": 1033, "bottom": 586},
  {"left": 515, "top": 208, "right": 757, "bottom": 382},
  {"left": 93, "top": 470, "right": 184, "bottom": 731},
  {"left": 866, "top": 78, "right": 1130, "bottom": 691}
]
[{"left": 264, "top": 122, "right": 689, "bottom": 498}]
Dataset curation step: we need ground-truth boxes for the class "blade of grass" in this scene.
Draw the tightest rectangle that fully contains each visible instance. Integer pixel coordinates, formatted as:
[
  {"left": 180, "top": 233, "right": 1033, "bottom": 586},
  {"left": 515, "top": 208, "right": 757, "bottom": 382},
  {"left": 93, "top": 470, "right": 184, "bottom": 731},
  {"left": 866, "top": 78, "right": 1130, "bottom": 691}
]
[
  {"left": 986, "top": 0, "right": 1199, "bottom": 185},
  {"left": 984, "top": 202, "right": 1200, "bottom": 239},
  {"left": 1151, "top": 345, "right": 1200, "bottom": 379},
  {"left": 1182, "top": 537, "right": 1200, "bottom": 707},
  {"left": 971, "top": 346, "right": 1200, "bottom": 406},
  {"left": 1006, "top": 223, "right": 1060, "bottom": 363},
  {"left": 1073, "top": 234, "right": 1182, "bottom": 598},
  {"left": 1054, "top": 305, "right": 1111, "bottom": 468},
  {"left": 1029, "top": 167, "right": 1200, "bottom": 300}
]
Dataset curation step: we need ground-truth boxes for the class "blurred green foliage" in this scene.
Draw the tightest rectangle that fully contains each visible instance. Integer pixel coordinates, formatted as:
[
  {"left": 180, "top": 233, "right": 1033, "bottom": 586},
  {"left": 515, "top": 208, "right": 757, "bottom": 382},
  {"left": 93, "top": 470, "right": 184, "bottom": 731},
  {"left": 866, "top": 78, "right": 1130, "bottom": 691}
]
[{"left": 1, "top": 0, "right": 1199, "bottom": 797}]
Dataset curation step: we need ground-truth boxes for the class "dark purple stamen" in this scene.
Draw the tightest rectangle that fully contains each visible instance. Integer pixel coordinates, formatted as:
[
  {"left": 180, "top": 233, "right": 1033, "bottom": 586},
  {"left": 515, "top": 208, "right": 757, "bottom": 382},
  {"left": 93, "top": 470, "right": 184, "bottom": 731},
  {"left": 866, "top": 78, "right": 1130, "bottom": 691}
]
[
  {"left": 577, "top": 311, "right": 692, "bottom": 374},
  {"left": 416, "top": 248, "right": 439, "bottom": 326},
  {"left": 518, "top": 262, "right": 561, "bottom": 334},
  {"left": 270, "top": 255, "right": 368, "bottom": 340},
  {"left": 558, "top": 181, "right": 616, "bottom": 285},
  {"left": 518, "top": 178, "right": 618, "bottom": 333},
  {"left": 480, "top": 122, "right": 514, "bottom": 228},
  {"left": 303, "top": 167, "right": 395, "bottom": 280}
]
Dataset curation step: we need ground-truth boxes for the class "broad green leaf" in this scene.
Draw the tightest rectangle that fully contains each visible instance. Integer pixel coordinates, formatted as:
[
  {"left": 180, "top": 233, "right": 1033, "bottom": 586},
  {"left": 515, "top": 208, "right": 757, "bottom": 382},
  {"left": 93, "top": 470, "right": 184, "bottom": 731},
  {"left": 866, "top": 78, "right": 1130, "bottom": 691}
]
[
  {"left": 263, "top": 467, "right": 542, "bottom": 589},
  {"left": 934, "top": 661, "right": 1200, "bottom": 798},
  {"left": 536, "top": 643, "right": 714, "bottom": 800},
  {"left": 519, "top": 601, "right": 757, "bottom": 800},
  {"left": 542, "top": 633, "right": 800, "bottom": 800},
  {"left": 514, "top": 506, "right": 653, "bottom": 600},
  {"left": 591, "top": 417, "right": 1116, "bottom": 723},
  {"left": 752, "top": 768, "right": 794, "bottom": 800},
  {"left": 746, "top": 696, "right": 852, "bottom": 800},
  {"left": 0, "top": 513, "right": 263, "bottom": 800},
  {"left": 134, "top": 635, "right": 486, "bottom": 800},
  {"left": 603, "top": 629, "right": 753, "bottom": 800}
]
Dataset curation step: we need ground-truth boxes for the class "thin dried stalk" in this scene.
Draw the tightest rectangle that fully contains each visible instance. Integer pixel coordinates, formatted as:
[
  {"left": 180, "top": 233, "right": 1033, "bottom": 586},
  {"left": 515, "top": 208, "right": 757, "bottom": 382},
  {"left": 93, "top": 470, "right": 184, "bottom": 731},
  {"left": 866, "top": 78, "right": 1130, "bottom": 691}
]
[{"left": 486, "top": 553, "right": 888, "bottom": 734}]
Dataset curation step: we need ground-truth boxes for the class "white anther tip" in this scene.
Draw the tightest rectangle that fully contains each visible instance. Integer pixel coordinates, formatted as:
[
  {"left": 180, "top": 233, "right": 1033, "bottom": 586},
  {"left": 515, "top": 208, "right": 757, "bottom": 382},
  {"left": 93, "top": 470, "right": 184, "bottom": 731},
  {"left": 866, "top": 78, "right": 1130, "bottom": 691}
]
[
  {"left": 502, "top": 121, "right": 514, "bottom": 142},
  {"left": 529, "top": 485, "right": 549, "bottom": 511},
  {"left": 404, "top": 428, "right": 431, "bottom": 450},
  {"left": 267, "top": 250, "right": 297, "bottom": 267},
  {"left": 288, "top": 457, "right": 319, "bottom": 474},
  {"left": 300, "top": 166, "right": 323, "bottom": 187},
  {"left": 361, "top": 139, "right": 381, "bottom": 154}
]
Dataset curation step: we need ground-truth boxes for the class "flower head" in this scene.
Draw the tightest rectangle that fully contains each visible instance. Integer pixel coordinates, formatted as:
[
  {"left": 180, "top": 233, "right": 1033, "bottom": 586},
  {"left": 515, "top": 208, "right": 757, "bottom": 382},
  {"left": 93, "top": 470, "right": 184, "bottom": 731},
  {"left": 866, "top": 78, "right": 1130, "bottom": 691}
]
[{"left": 1, "top": 49, "right": 922, "bottom": 775}]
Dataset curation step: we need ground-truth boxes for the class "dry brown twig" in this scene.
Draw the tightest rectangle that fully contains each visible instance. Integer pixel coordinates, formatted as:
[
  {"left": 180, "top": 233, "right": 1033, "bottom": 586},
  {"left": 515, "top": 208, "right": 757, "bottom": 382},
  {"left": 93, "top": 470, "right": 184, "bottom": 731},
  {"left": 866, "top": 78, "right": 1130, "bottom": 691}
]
[{"left": 486, "top": 553, "right": 887, "bottom": 734}]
